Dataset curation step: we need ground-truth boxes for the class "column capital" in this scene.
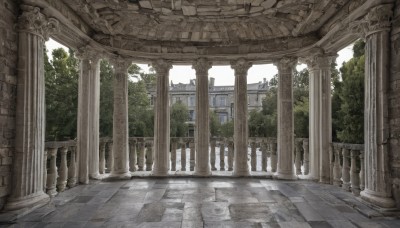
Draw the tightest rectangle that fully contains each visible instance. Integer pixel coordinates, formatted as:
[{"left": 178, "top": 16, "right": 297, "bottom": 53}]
[
  {"left": 18, "top": 5, "right": 60, "bottom": 40},
  {"left": 231, "top": 58, "right": 252, "bottom": 76},
  {"left": 192, "top": 58, "right": 212, "bottom": 75},
  {"left": 273, "top": 57, "right": 298, "bottom": 71},
  {"left": 76, "top": 46, "right": 102, "bottom": 62},
  {"left": 110, "top": 57, "right": 132, "bottom": 74},
  {"left": 304, "top": 54, "right": 337, "bottom": 71},
  {"left": 151, "top": 59, "right": 172, "bottom": 75},
  {"left": 350, "top": 4, "right": 393, "bottom": 38}
]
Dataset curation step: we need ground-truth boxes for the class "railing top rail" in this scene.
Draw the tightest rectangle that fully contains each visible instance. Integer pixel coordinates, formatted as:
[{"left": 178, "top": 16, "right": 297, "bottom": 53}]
[{"left": 45, "top": 140, "right": 76, "bottom": 149}]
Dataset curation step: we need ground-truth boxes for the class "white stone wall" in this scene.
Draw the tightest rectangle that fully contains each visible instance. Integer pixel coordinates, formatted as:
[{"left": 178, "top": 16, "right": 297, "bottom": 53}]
[
  {"left": 0, "top": 0, "right": 18, "bottom": 209},
  {"left": 390, "top": 0, "right": 400, "bottom": 208}
]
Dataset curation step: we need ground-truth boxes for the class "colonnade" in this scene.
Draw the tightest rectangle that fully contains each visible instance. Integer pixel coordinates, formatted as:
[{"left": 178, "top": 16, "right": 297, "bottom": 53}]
[{"left": 5, "top": 4, "right": 397, "bottom": 212}]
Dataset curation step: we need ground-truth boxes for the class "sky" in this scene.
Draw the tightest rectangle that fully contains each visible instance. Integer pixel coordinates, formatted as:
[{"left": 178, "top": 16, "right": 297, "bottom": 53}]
[{"left": 46, "top": 39, "right": 353, "bottom": 86}]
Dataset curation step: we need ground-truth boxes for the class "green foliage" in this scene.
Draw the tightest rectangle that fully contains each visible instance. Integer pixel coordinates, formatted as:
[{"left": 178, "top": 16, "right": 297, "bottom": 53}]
[
  {"left": 45, "top": 48, "right": 79, "bottom": 141},
  {"left": 170, "top": 101, "right": 189, "bottom": 137},
  {"left": 209, "top": 111, "right": 221, "bottom": 137},
  {"left": 220, "top": 120, "right": 234, "bottom": 137},
  {"left": 99, "top": 60, "right": 114, "bottom": 137}
]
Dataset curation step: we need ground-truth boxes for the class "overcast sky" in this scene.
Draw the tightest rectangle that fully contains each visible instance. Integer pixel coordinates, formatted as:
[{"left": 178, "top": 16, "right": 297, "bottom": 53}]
[{"left": 46, "top": 39, "right": 353, "bottom": 86}]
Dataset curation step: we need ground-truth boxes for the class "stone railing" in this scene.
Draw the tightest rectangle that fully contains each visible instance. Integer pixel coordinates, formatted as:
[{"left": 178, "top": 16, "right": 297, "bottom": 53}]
[
  {"left": 331, "top": 142, "right": 364, "bottom": 196},
  {"left": 44, "top": 140, "right": 77, "bottom": 197}
]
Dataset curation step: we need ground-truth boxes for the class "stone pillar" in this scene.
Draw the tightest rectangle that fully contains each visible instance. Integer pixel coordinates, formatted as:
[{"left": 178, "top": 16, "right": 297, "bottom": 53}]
[
  {"left": 271, "top": 142, "right": 277, "bottom": 173},
  {"left": 193, "top": 58, "right": 212, "bottom": 176},
  {"left": 295, "top": 140, "right": 302, "bottom": 175},
  {"left": 129, "top": 140, "right": 137, "bottom": 172},
  {"left": 333, "top": 146, "right": 342, "bottom": 187},
  {"left": 261, "top": 142, "right": 268, "bottom": 172},
  {"left": 231, "top": 59, "right": 252, "bottom": 176},
  {"left": 220, "top": 142, "right": 225, "bottom": 171},
  {"left": 360, "top": 150, "right": 365, "bottom": 191},
  {"left": 171, "top": 140, "right": 177, "bottom": 171},
  {"left": 353, "top": 4, "right": 396, "bottom": 208},
  {"left": 181, "top": 140, "right": 187, "bottom": 171},
  {"left": 67, "top": 147, "right": 77, "bottom": 188},
  {"left": 56, "top": 147, "right": 68, "bottom": 192},
  {"left": 107, "top": 142, "right": 114, "bottom": 173},
  {"left": 305, "top": 53, "right": 336, "bottom": 183},
  {"left": 228, "top": 140, "right": 234, "bottom": 171},
  {"left": 5, "top": 6, "right": 59, "bottom": 211},
  {"left": 99, "top": 142, "right": 106, "bottom": 174},
  {"left": 152, "top": 60, "right": 172, "bottom": 176},
  {"left": 109, "top": 57, "right": 131, "bottom": 179},
  {"left": 46, "top": 148, "right": 58, "bottom": 197},
  {"left": 146, "top": 142, "right": 153, "bottom": 171},
  {"left": 210, "top": 139, "right": 217, "bottom": 171},
  {"left": 342, "top": 148, "right": 351, "bottom": 191},
  {"left": 76, "top": 46, "right": 101, "bottom": 182},
  {"left": 303, "top": 139, "right": 309, "bottom": 175},
  {"left": 138, "top": 141, "right": 145, "bottom": 171},
  {"left": 350, "top": 149, "right": 361, "bottom": 196},
  {"left": 250, "top": 142, "right": 257, "bottom": 172},
  {"left": 189, "top": 142, "right": 195, "bottom": 171},
  {"left": 274, "top": 57, "right": 297, "bottom": 180}
]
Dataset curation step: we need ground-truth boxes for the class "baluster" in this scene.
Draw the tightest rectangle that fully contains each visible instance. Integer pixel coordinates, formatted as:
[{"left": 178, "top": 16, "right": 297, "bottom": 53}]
[
  {"left": 360, "top": 150, "right": 365, "bottom": 191},
  {"left": 43, "top": 149, "right": 48, "bottom": 192},
  {"left": 190, "top": 141, "right": 195, "bottom": 171},
  {"left": 67, "top": 146, "right": 77, "bottom": 188},
  {"left": 295, "top": 140, "right": 302, "bottom": 175},
  {"left": 228, "top": 141, "right": 234, "bottom": 171},
  {"left": 303, "top": 139, "right": 309, "bottom": 175},
  {"left": 210, "top": 139, "right": 217, "bottom": 171},
  {"left": 220, "top": 141, "right": 225, "bottom": 171},
  {"left": 146, "top": 142, "right": 153, "bottom": 171},
  {"left": 341, "top": 148, "right": 351, "bottom": 191},
  {"left": 181, "top": 140, "right": 187, "bottom": 171},
  {"left": 329, "top": 144, "right": 334, "bottom": 185},
  {"left": 56, "top": 147, "right": 68, "bottom": 192},
  {"left": 261, "top": 141, "right": 267, "bottom": 172},
  {"left": 129, "top": 140, "right": 137, "bottom": 172},
  {"left": 138, "top": 141, "right": 145, "bottom": 171},
  {"left": 99, "top": 142, "right": 106, "bottom": 174},
  {"left": 271, "top": 142, "right": 277, "bottom": 173},
  {"left": 333, "top": 146, "right": 342, "bottom": 186},
  {"left": 46, "top": 147, "right": 58, "bottom": 197},
  {"left": 250, "top": 141, "right": 257, "bottom": 172},
  {"left": 350, "top": 149, "right": 361, "bottom": 196},
  {"left": 171, "top": 139, "right": 177, "bottom": 171}
]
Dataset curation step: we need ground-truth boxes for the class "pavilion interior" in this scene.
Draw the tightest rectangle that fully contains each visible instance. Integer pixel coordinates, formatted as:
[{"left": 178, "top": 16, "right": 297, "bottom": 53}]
[{"left": 0, "top": 0, "right": 400, "bottom": 227}]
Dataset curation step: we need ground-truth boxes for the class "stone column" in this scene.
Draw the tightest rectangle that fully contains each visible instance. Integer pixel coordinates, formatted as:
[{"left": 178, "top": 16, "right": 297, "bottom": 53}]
[
  {"left": 56, "top": 147, "right": 68, "bottom": 192},
  {"left": 129, "top": 140, "right": 137, "bottom": 172},
  {"left": 231, "top": 59, "right": 252, "bottom": 176},
  {"left": 353, "top": 4, "right": 396, "bottom": 208},
  {"left": 193, "top": 58, "right": 212, "bottom": 176},
  {"left": 5, "top": 6, "right": 59, "bottom": 211},
  {"left": 109, "top": 57, "right": 131, "bottom": 179},
  {"left": 76, "top": 46, "right": 101, "bottom": 182},
  {"left": 274, "top": 57, "right": 297, "bottom": 180},
  {"left": 152, "top": 60, "right": 172, "bottom": 176},
  {"left": 67, "top": 147, "right": 77, "bottom": 188},
  {"left": 305, "top": 53, "right": 336, "bottom": 183},
  {"left": 46, "top": 148, "right": 58, "bottom": 197}
]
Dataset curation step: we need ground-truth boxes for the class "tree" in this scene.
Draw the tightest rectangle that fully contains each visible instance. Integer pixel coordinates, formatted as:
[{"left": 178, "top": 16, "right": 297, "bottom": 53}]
[
  {"left": 45, "top": 48, "right": 79, "bottom": 141},
  {"left": 99, "top": 60, "right": 114, "bottom": 137},
  {"left": 209, "top": 111, "right": 221, "bottom": 137},
  {"left": 220, "top": 120, "right": 234, "bottom": 137},
  {"left": 170, "top": 101, "right": 189, "bottom": 137}
]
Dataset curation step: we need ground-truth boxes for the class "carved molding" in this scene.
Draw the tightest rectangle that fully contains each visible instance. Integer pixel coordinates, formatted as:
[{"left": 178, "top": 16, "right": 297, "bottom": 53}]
[
  {"left": 76, "top": 46, "right": 102, "bottom": 62},
  {"left": 350, "top": 4, "right": 393, "bottom": 38},
  {"left": 231, "top": 58, "right": 252, "bottom": 77},
  {"left": 192, "top": 58, "right": 212, "bottom": 76},
  {"left": 273, "top": 57, "right": 298, "bottom": 72},
  {"left": 110, "top": 57, "right": 132, "bottom": 74},
  {"left": 304, "top": 54, "right": 337, "bottom": 70},
  {"left": 18, "top": 5, "right": 60, "bottom": 40},
  {"left": 151, "top": 59, "right": 173, "bottom": 76}
]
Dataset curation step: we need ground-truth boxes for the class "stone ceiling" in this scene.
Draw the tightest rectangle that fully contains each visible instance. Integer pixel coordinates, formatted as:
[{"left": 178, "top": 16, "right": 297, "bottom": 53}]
[{"left": 62, "top": 0, "right": 351, "bottom": 45}]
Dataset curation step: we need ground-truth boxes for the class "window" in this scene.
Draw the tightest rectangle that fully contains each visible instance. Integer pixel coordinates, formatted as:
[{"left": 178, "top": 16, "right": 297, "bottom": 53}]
[
  {"left": 188, "top": 96, "right": 195, "bottom": 107},
  {"left": 220, "top": 96, "right": 226, "bottom": 106},
  {"left": 219, "top": 114, "right": 227, "bottom": 124}
]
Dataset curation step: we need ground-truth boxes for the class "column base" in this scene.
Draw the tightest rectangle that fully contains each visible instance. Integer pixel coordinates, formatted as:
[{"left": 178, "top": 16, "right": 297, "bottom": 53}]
[
  {"left": 107, "top": 171, "right": 131, "bottom": 180},
  {"left": 89, "top": 173, "right": 102, "bottom": 180},
  {"left": 233, "top": 169, "right": 250, "bottom": 177},
  {"left": 4, "top": 191, "right": 50, "bottom": 212},
  {"left": 360, "top": 189, "right": 396, "bottom": 209},
  {"left": 193, "top": 169, "right": 211, "bottom": 177},
  {"left": 273, "top": 172, "right": 298, "bottom": 180}
]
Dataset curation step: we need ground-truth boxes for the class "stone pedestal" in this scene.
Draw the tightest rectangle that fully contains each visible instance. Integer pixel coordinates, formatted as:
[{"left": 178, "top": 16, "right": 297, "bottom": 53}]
[
  {"left": 5, "top": 6, "right": 58, "bottom": 212},
  {"left": 274, "top": 57, "right": 297, "bottom": 180},
  {"left": 354, "top": 4, "right": 396, "bottom": 208},
  {"left": 108, "top": 57, "right": 131, "bottom": 179},
  {"left": 193, "top": 58, "right": 212, "bottom": 176},
  {"left": 231, "top": 59, "right": 252, "bottom": 176},
  {"left": 305, "top": 53, "right": 336, "bottom": 183},
  {"left": 152, "top": 60, "right": 172, "bottom": 176},
  {"left": 76, "top": 47, "right": 101, "bottom": 182}
]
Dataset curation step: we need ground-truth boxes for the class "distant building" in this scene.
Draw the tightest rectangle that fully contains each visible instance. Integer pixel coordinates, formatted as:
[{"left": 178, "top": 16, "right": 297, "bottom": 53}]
[{"left": 149, "top": 77, "right": 270, "bottom": 126}]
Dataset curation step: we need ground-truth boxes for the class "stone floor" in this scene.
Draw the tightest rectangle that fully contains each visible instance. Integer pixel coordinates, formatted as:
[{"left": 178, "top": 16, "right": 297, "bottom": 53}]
[{"left": 3, "top": 178, "right": 400, "bottom": 228}]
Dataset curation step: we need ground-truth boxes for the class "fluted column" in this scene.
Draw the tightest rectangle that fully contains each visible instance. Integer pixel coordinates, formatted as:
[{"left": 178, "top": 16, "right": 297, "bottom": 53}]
[
  {"left": 193, "top": 58, "right": 212, "bottom": 176},
  {"left": 5, "top": 6, "right": 59, "bottom": 211},
  {"left": 109, "top": 57, "right": 131, "bottom": 179},
  {"left": 76, "top": 46, "right": 101, "bottom": 182},
  {"left": 305, "top": 53, "right": 336, "bottom": 183},
  {"left": 274, "top": 57, "right": 297, "bottom": 180},
  {"left": 352, "top": 4, "right": 396, "bottom": 208},
  {"left": 152, "top": 59, "right": 172, "bottom": 176},
  {"left": 231, "top": 59, "right": 252, "bottom": 176}
]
